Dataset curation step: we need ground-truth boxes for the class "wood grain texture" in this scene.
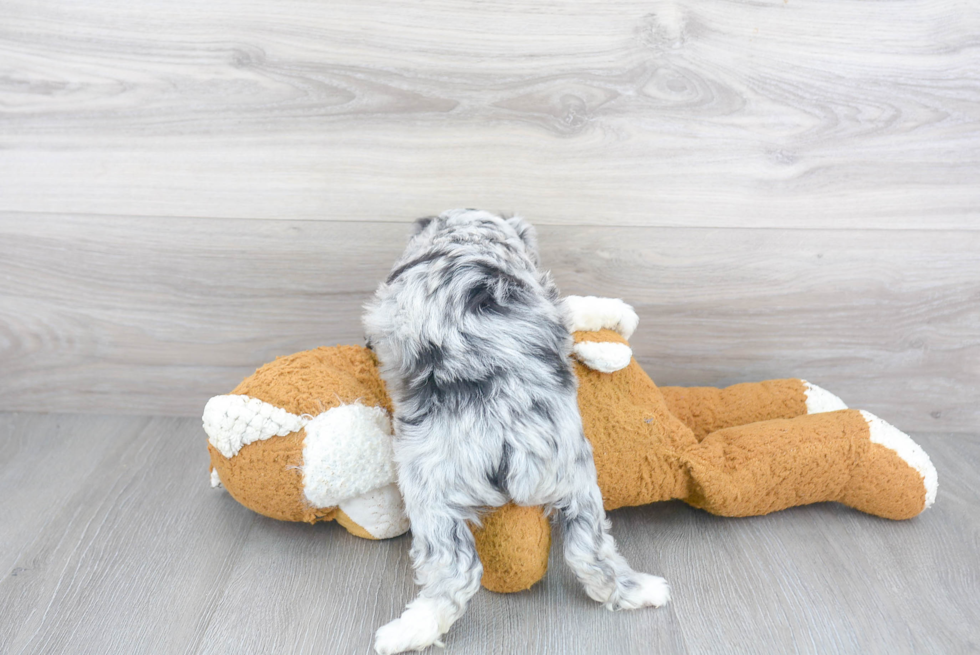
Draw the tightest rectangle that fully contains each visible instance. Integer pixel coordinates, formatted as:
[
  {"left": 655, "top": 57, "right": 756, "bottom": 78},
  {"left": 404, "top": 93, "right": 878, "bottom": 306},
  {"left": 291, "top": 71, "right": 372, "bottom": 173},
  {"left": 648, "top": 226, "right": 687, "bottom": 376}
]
[
  {"left": 0, "top": 414, "right": 257, "bottom": 655},
  {"left": 1, "top": 0, "right": 978, "bottom": 227},
  {"left": 0, "top": 413, "right": 977, "bottom": 654},
  {"left": 2, "top": 213, "right": 977, "bottom": 431}
]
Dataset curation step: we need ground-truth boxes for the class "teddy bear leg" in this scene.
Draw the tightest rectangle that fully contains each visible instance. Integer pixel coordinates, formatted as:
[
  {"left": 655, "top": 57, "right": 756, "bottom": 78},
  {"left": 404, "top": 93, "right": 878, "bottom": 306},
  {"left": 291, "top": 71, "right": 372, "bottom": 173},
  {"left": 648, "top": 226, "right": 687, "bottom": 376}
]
[
  {"left": 471, "top": 503, "right": 552, "bottom": 593},
  {"left": 679, "top": 409, "right": 936, "bottom": 520},
  {"left": 838, "top": 411, "right": 938, "bottom": 518},
  {"left": 660, "top": 379, "right": 847, "bottom": 441}
]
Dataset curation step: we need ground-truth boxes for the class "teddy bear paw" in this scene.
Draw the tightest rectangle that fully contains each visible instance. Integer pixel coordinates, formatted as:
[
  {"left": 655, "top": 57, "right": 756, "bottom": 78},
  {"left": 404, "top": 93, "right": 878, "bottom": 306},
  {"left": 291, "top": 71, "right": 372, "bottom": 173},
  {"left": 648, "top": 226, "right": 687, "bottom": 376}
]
[
  {"left": 607, "top": 573, "right": 670, "bottom": 611},
  {"left": 561, "top": 296, "right": 639, "bottom": 339},
  {"left": 374, "top": 599, "right": 447, "bottom": 654},
  {"left": 572, "top": 340, "right": 633, "bottom": 373},
  {"left": 802, "top": 381, "right": 848, "bottom": 413}
]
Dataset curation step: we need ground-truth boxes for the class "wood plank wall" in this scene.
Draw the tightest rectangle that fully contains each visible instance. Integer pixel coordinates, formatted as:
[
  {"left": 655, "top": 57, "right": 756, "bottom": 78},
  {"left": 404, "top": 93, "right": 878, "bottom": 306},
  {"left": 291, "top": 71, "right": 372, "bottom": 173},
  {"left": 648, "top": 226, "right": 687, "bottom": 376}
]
[{"left": 1, "top": 0, "right": 978, "bottom": 431}]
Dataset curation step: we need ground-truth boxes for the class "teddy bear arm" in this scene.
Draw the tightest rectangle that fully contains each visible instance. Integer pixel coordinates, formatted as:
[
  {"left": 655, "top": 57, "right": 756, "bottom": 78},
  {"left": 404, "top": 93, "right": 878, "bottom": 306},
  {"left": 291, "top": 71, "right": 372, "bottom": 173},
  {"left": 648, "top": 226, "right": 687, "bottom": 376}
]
[
  {"left": 471, "top": 504, "right": 551, "bottom": 593},
  {"left": 660, "top": 379, "right": 820, "bottom": 441}
]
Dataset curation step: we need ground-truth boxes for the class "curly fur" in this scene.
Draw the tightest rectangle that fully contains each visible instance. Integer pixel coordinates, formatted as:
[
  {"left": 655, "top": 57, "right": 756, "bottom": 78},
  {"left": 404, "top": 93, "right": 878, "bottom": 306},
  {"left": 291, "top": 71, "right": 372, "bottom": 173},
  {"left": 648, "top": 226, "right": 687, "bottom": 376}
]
[{"left": 364, "top": 209, "right": 668, "bottom": 654}]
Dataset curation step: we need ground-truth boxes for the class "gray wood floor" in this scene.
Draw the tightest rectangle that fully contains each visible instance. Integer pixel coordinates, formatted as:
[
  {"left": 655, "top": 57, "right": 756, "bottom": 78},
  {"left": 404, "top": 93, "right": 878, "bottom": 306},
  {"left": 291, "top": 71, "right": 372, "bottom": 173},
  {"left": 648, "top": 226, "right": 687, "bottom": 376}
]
[
  {"left": 2, "top": 3, "right": 978, "bottom": 651},
  {"left": 1, "top": 412, "right": 977, "bottom": 655}
]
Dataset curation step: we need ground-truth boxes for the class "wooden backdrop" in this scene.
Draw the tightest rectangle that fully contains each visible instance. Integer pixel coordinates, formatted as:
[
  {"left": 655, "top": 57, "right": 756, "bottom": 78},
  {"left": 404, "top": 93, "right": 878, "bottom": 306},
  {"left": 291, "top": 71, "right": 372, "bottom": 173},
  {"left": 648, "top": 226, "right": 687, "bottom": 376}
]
[{"left": 1, "top": 0, "right": 978, "bottom": 432}]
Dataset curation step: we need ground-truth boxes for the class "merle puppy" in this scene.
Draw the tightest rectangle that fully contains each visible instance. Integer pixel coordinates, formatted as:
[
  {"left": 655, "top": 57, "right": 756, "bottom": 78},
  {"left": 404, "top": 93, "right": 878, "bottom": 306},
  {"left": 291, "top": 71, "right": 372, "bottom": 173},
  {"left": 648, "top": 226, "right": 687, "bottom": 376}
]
[{"left": 364, "top": 209, "right": 669, "bottom": 654}]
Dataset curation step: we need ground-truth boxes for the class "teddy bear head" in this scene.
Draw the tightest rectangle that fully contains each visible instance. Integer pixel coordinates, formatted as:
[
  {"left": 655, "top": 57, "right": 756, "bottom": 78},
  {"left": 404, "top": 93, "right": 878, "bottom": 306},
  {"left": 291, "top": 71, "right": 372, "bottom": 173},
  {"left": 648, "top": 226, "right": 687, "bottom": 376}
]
[{"left": 203, "top": 345, "right": 410, "bottom": 539}]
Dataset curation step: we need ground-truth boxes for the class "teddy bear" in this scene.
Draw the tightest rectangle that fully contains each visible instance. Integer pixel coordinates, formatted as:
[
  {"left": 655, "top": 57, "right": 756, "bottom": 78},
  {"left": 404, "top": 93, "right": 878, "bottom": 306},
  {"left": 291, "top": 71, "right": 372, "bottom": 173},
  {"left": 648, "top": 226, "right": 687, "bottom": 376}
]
[{"left": 203, "top": 296, "right": 937, "bottom": 593}]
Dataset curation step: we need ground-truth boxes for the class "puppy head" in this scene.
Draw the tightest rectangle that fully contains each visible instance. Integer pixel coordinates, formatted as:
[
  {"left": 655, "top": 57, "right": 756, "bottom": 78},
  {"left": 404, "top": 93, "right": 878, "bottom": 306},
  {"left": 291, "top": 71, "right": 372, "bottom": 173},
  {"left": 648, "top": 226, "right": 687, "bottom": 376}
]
[{"left": 407, "top": 209, "right": 540, "bottom": 267}]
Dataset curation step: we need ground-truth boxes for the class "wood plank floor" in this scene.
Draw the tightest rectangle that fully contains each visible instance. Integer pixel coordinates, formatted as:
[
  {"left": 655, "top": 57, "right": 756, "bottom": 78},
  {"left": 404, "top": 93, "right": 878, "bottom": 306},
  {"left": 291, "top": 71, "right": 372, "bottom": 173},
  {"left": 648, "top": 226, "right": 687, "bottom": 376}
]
[{"left": 0, "top": 412, "right": 977, "bottom": 654}]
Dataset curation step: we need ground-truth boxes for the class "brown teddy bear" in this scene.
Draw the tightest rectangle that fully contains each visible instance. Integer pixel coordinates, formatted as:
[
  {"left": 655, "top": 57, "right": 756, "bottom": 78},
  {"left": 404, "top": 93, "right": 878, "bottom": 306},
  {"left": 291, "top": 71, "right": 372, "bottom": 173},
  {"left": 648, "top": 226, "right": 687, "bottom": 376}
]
[{"left": 204, "top": 296, "right": 937, "bottom": 593}]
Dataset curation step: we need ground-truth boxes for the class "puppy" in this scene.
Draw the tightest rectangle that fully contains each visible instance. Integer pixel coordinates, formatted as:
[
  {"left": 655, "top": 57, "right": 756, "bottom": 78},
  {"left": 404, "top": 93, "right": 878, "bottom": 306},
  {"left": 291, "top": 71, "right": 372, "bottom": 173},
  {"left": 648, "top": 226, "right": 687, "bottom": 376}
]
[{"left": 364, "top": 209, "right": 668, "bottom": 654}]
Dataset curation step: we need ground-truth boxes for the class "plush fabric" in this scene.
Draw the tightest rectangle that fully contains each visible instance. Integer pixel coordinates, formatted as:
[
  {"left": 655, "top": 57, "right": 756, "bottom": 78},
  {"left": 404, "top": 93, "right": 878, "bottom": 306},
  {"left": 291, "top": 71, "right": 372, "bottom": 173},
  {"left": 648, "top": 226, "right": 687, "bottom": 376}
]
[{"left": 204, "top": 328, "right": 936, "bottom": 594}]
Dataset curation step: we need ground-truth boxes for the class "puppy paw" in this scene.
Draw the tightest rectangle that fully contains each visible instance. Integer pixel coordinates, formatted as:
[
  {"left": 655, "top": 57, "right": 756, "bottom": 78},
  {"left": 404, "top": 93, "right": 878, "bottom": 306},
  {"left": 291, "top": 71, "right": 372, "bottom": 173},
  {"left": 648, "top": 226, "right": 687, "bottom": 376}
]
[
  {"left": 374, "top": 600, "right": 446, "bottom": 655},
  {"left": 608, "top": 573, "right": 670, "bottom": 611}
]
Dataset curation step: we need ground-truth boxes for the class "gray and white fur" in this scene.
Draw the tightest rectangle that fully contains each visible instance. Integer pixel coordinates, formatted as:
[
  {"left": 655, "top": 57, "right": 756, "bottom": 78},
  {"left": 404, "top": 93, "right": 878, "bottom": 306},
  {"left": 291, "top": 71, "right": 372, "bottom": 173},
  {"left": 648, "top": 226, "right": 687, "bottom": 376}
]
[{"left": 364, "top": 209, "right": 669, "bottom": 655}]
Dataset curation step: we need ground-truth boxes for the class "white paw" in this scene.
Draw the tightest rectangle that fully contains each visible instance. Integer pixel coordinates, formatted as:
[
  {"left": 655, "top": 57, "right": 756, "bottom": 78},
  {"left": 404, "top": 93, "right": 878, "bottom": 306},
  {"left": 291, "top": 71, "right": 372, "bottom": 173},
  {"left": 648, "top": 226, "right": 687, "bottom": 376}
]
[
  {"left": 802, "top": 381, "right": 848, "bottom": 413},
  {"left": 561, "top": 296, "right": 639, "bottom": 339},
  {"left": 609, "top": 573, "right": 670, "bottom": 610},
  {"left": 374, "top": 599, "right": 446, "bottom": 655},
  {"left": 572, "top": 341, "right": 633, "bottom": 373}
]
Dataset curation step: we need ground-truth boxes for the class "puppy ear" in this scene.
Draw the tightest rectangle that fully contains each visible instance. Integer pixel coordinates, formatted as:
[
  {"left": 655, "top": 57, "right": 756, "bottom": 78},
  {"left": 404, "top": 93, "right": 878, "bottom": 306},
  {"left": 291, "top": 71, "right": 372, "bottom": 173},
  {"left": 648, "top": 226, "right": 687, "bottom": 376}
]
[
  {"left": 412, "top": 216, "right": 438, "bottom": 236},
  {"left": 506, "top": 215, "right": 539, "bottom": 265}
]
